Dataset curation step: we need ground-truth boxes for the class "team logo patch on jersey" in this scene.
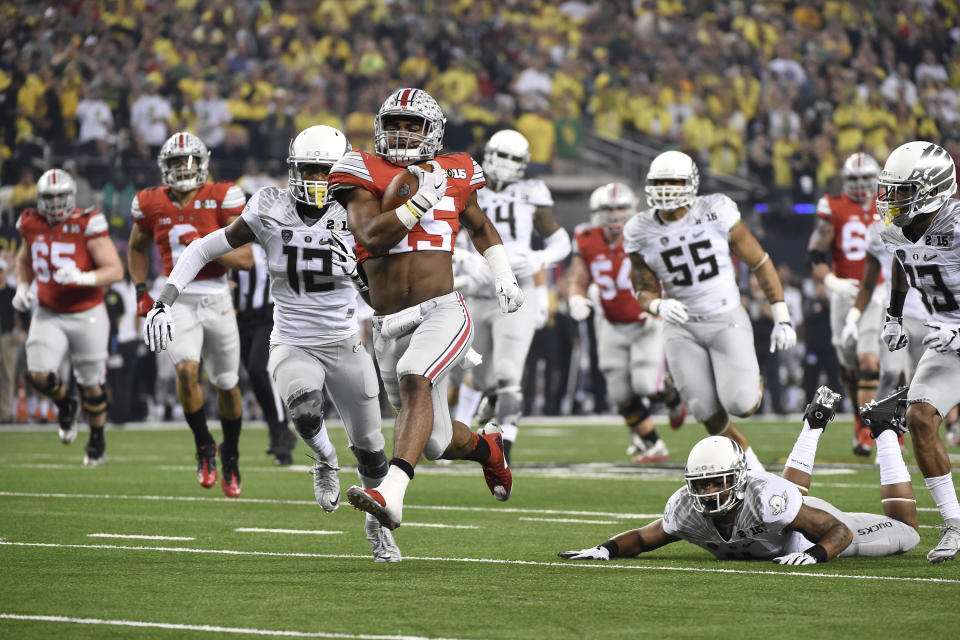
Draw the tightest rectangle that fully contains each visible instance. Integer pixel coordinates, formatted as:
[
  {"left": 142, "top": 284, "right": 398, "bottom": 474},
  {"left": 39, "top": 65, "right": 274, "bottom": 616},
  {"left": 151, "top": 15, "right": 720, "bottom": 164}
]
[
  {"left": 446, "top": 168, "right": 467, "bottom": 179},
  {"left": 660, "top": 237, "right": 669, "bottom": 246},
  {"left": 925, "top": 234, "right": 951, "bottom": 248},
  {"left": 896, "top": 249, "right": 906, "bottom": 262},
  {"left": 768, "top": 491, "right": 789, "bottom": 516},
  {"left": 281, "top": 230, "right": 293, "bottom": 244}
]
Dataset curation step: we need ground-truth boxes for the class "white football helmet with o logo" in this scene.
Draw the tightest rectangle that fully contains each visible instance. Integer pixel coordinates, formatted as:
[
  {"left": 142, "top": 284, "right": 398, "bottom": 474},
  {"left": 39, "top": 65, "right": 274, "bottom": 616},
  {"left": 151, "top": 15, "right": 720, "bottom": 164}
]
[
  {"left": 841, "top": 152, "right": 880, "bottom": 202},
  {"left": 684, "top": 436, "right": 748, "bottom": 516},
  {"left": 158, "top": 131, "right": 210, "bottom": 192},
  {"left": 644, "top": 151, "right": 699, "bottom": 211},
  {"left": 484, "top": 129, "right": 530, "bottom": 191},
  {"left": 374, "top": 88, "right": 446, "bottom": 166},
  {"left": 37, "top": 168, "right": 77, "bottom": 225},
  {"left": 589, "top": 182, "right": 638, "bottom": 235},
  {"left": 877, "top": 141, "right": 957, "bottom": 227},
  {"left": 287, "top": 125, "right": 350, "bottom": 207}
]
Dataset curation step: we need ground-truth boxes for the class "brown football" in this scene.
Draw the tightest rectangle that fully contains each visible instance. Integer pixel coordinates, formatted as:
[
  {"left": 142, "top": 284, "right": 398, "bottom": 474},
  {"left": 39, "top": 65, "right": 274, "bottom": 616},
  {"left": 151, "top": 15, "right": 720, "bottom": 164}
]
[{"left": 381, "top": 163, "right": 432, "bottom": 212}]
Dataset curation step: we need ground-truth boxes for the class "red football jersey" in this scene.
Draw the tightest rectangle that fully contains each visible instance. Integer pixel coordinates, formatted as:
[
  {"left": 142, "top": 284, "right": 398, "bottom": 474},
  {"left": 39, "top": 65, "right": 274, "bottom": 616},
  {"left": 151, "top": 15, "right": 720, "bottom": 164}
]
[
  {"left": 132, "top": 182, "right": 245, "bottom": 283},
  {"left": 327, "top": 150, "right": 485, "bottom": 263},
  {"left": 17, "top": 208, "right": 110, "bottom": 313},
  {"left": 816, "top": 193, "right": 878, "bottom": 281},
  {"left": 575, "top": 225, "right": 648, "bottom": 324}
]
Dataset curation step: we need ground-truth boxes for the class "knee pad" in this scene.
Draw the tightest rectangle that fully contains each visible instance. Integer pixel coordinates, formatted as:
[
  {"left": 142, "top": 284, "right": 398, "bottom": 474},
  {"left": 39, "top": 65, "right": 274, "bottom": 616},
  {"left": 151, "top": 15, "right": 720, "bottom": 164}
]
[
  {"left": 495, "top": 384, "right": 523, "bottom": 426},
  {"left": 858, "top": 368, "right": 879, "bottom": 391},
  {"left": 288, "top": 390, "right": 325, "bottom": 439},
  {"left": 28, "top": 372, "right": 62, "bottom": 396},
  {"left": 211, "top": 372, "right": 239, "bottom": 391},
  {"left": 81, "top": 390, "right": 108, "bottom": 416},
  {"left": 617, "top": 395, "right": 651, "bottom": 427},
  {"left": 350, "top": 446, "right": 389, "bottom": 480}
]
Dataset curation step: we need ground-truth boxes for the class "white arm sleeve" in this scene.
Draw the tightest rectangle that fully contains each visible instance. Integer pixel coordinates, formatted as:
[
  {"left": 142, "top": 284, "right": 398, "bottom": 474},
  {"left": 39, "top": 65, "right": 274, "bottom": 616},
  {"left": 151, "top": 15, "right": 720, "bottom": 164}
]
[
  {"left": 540, "top": 227, "right": 571, "bottom": 265},
  {"left": 165, "top": 228, "right": 234, "bottom": 294}
]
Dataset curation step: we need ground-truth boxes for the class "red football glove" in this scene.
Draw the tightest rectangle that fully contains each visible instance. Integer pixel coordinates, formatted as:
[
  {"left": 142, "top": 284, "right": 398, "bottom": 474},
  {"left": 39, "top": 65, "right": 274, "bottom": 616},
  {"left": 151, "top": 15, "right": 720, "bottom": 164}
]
[{"left": 136, "top": 284, "right": 155, "bottom": 317}]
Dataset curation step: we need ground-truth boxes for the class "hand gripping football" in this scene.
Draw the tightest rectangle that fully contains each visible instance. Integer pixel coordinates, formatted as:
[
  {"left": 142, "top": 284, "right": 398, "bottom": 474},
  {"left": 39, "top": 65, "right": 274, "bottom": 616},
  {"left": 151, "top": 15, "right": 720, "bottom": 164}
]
[{"left": 381, "top": 163, "right": 432, "bottom": 212}]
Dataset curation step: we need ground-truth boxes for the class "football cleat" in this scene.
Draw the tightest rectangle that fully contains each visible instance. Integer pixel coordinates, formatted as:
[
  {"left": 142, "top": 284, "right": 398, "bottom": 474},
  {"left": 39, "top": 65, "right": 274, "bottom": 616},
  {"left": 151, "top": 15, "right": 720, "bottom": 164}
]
[
  {"left": 802, "top": 386, "right": 841, "bottom": 431},
  {"left": 860, "top": 386, "right": 909, "bottom": 438},
  {"left": 626, "top": 432, "right": 646, "bottom": 456},
  {"left": 57, "top": 396, "right": 80, "bottom": 445},
  {"left": 219, "top": 445, "right": 242, "bottom": 498},
  {"left": 346, "top": 485, "right": 402, "bottom": 531},
  {"left": 196, "top": 443, "right": 218, "bottom": 488},
  {"left": 631, "top": 439, "right": 669, "bottom": 464},
  {"left": 364, "top": 512, "right": 402, "bottom": 562},
  {"left": 668, "top": 402, "right": 687, "bottom": 430},
  {"left": 83, "top": 436, "right": 106, "bottom": 467},
  {"left": 927, "top": 524, "right": 960, "bottom": 564},
  {"left": 267, "top": 427, "right": 297, "bottom": 466},
  {"left": 310, "top": 456, "right": 341, "bottom": 512},
  {"left": 478, "top": 422, "right": 512, "bottom": 501}
]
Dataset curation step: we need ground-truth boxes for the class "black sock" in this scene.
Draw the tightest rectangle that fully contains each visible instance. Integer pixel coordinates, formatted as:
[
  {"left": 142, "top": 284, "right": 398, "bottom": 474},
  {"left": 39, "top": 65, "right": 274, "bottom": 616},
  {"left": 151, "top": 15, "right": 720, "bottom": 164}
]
[
  {"left": 89, "top": 425, "right": 104, "bottom": 441},
  {"left": 390, "top": 457, "right": 415, "bottom": 480},
  {"left": 641, "top": 429, "right": 660, "bottom": 447},
  {"left": 464, "top": 433, "right": 491, "bottom": 463},
  {"left": 185, "top": 409, "right": 214, "bottom": 448},
  {"left": 55, "top": 394, "right": 74, "bottom": 414},
  {"left": 220, "top": 416, "right": 242, "bottom": 453}
]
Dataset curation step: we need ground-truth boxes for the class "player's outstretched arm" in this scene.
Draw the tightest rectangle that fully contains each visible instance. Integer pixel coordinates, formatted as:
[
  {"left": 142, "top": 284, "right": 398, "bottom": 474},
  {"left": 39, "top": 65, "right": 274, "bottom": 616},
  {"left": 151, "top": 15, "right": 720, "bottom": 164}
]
[
  {"left": 780, "top": 503, "right": 853, "bottom": 564},
  {"left": 462, "top": 192, "right": 524, "bottom": 313},
  {"left": 731, "top": 223, "right": 796, "bottom": 351},
  {"left": 213, "top": 216, "right": 254, "bottom": 270},
  {"left": 558, "top": 519, "right": 679, "bottom": 560},
  {"left": 532, "top": 205, "right": 571, "bottom": 270},
  {"left": 566, "top": 254, "right": 593, "bottom": 322},
  {"left": 628, "top": 252, "right": 687, "bottom": 323},
  {"left": 806, "top": 217, "right": 835, "bottom": 284},
  {"left": 882, "top": 260, "right": 910, "bottom": 352},
  {"left": 12, "top": 243, "right": 35, "bottom": 311},
  {"left": 80, "top": 235, "right": 124, "bottom": 287},
  {"left": 127, "top": 223, "right": 156, "bottom": 316},
  {"left": 843, "top": 253, "right": 882, "bottom": 348}
]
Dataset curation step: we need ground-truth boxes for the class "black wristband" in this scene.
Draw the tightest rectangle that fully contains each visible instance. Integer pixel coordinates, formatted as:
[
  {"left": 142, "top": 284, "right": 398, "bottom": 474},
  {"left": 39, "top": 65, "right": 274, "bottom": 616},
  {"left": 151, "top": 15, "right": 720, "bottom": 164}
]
[
  {"left": 135, "top": 283, "right": 148, "bottom": 297},
  {"left": 888, "top": 289, "right": 906, "bottom": 317},
  {"left": 807, "top": 544, "right": 828, "bottom": 563},
  {"left": 600, "top": 540, "right": 620, "bottom": 558}
]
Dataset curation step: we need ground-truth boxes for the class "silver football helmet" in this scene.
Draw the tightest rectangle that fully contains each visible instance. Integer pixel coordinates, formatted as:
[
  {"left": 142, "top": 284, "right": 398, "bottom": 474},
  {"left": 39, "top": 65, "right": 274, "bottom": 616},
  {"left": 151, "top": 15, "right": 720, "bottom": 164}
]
[
  {"left": 288, "top": 125, "right": 350, "bottom": 207},
  {"left": 158, "top": 131, "right": 210, "bottom": 192},
  {"left": 684, "top": 436, "right": 748, "bottom": 516},
  {"left": 36, "top": 168, "right": 77, "bottom": 225},
  {"left": 374, "top": 88, "right": 446, "bottom": 166},
  {"left": 589, "top": 182, "right": 637, "bottom": 234},
  {"left": 484, "top": 129, "right": 530, "bottom": 191},
  {"left": 877, "top": 141, "right": 957, "bottom": 227},
  {"left": 644, "top": 150, "right": 699, "bottom": 211},
  {"left": 841, "top": 152, "right": 880, "bottom": 202}
]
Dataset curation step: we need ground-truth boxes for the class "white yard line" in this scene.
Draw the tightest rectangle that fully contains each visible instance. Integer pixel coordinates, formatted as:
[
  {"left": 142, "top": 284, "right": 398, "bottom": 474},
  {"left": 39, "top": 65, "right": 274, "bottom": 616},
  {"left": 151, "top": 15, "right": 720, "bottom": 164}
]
[
  {"left": 0, "top": 540, "right": 956, "bottom": 585},
  {"left": 87, "top": 534, "right": 195, "bottom": 541},
  {"left": 235, "top": 528, "right": 343, "bottom": 535},
  {"left": 519, "top": 517, "right": 619, "bottom": 525},
  {"left": 0, "top": 613, "right": 475, "bottom": 640}
]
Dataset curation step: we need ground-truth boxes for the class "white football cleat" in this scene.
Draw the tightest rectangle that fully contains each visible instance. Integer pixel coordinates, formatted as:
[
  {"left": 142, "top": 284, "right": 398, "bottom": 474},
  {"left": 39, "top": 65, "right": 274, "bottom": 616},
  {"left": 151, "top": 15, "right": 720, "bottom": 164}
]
[
  {"left": 364, "top": 513, "right": 402, "bottom": 562},
  {"left": 927, "top": 524, "right": 960, "bottom": 564},
  {"left": 631, "top": 439, "right": 669, "bottom": 464},
  {"left": 311, "top": 458, "right": 341, "bottom": 512}
]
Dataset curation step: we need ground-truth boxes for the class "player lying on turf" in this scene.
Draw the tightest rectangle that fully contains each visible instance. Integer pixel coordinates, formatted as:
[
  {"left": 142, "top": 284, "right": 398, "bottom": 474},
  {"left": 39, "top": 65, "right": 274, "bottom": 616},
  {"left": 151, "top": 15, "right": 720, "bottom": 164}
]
[{"left": 559, "top": 386, "right": 920, "bottom": 564}]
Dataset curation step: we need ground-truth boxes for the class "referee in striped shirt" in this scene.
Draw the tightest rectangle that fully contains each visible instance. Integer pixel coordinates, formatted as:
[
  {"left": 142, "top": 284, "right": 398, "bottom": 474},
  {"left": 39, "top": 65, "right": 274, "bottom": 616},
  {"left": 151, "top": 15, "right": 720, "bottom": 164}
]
[{"left": 232, "top": 243, "right": 297, "bottom": 465}]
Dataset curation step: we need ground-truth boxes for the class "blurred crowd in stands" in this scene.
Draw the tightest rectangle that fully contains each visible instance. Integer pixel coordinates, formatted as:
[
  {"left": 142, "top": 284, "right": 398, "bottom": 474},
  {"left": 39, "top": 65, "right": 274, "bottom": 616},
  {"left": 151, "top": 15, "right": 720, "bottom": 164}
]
[{"left": 1, "top": 0, "right": 959, "bottom": 423}]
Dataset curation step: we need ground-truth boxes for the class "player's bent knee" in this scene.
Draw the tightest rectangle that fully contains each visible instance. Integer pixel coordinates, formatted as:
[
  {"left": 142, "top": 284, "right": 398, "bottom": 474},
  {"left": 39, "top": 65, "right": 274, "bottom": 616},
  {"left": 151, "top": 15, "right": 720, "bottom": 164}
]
[
  {"left": 351, "top": 446, "right": 389, "bottom": 480},
  {"left": 423, "top": 434, "right": 451, "bottom": 461},
  {"left": 81, "top": 388, "right": 108, "bottom": 416},
  {"left": 27, "top": 372, "right": 61, "bottom": 396},
  {"left": 288, "top": 390, "right": 325, "bottom": 438},
  {"left": 618, "top": 395, "right": 651, "bottom": 426},
  {"left": 211, "top": 373, "right": 239, "bottom": 391}
]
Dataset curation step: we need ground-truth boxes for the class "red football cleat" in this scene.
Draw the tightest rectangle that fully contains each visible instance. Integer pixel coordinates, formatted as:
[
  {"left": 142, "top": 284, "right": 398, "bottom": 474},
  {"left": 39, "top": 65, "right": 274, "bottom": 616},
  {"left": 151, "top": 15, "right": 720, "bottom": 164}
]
[
  {"left": 669, "top": 403, "right": 687, "bottom": 430},
  {"left": 219, "top": 445, "right": 242, "bottom": 498},
  {"left": 478, "top": 423, "right": 512, "bottom": 502},
  {"left": 196, "top": 443, "right": 218, "bottom": 488}
]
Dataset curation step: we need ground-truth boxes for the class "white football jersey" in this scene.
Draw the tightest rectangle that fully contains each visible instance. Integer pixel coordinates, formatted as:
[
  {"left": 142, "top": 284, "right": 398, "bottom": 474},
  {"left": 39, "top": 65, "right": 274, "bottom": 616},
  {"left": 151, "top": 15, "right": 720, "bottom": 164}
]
[
  {"left": 661, "top": 471, "right": 805, "bottom": 560},
  {"left": 476, "top": 179, "right": 554, "bottom": 278},
  {"left": 240, "top": 186, "right": 361, "bottom": 347},
  {"left": 623, "top": 193, "right": 742, "bottom": 316},
  {"left": 865, "top": 219, "right": 926, "bottom": 320},
  {"left": 880, "top": 199, "right": 960, "bottom": 324}
]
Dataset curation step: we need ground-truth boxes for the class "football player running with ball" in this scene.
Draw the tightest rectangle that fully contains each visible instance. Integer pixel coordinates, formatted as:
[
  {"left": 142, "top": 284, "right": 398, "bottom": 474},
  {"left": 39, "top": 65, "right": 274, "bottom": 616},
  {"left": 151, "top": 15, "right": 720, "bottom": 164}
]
[
  {"left": 14, "top": 168, "right": 123, "bottom": 465},
  {"left": 128, "top": 132, "right": 253, "bottom": 497},
  {"left": 325, "top": 88, "right": 520, "bottom": 531},
  {"left": 560, "top": 386, "right": 921, "bottom": 564},
  {"left": 877, "top": 141, "right": 960, "bottom": 563},
  {"left": 143, "top": 125, "right": 401, "bottom": 562},
  {"left": 625, "top": 151, "right": 796, "bottom": 471}
]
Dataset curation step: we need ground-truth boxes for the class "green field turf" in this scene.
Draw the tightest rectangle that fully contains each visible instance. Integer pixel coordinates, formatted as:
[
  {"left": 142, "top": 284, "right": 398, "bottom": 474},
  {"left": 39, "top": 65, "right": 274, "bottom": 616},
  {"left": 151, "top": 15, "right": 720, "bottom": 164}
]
[{"left": 1, "top": 417, "right": 959, "bottom": 639}]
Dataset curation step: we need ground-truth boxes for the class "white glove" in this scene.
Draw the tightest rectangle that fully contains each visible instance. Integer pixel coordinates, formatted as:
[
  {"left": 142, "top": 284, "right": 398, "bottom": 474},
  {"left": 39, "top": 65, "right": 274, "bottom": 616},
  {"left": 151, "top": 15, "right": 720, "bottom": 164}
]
[
  {"left": 922, "top": 321, "right": 960, "bottom": 355},
  {"left": 54, "top": 262, "right": 97, "bottom": 286},
  {"left": 143, "top": 302, "right": 175, "bottom": 352},
  {"left": 773, "top": 552, "right": 818, "bottom": 565},
  {"left": 770, "top": 322, "right": 797, "bottom": 353},
  {"left": 535, "top": 285, "right": 549, "bottom": 329},
  {"left": 882, "top": 312, "right": 908, "bottom": 352},
  {"left": 568, "top": 294, "right": 592, "bottom": 322},
  {"left": 650, "top": 298, "right": 689, "bottom": 325},
  {"left": 495, "top": 274, "right": 524, "bottom": 313},
  {"left": 557, "top": 545, "right": 611, "bottom": 561},
  {"left": 12, "top": 283, "right": 34, "bottom": 312},
  {"left": 824, "top": 273, "right": 859, "bottom": 299},
  {"left": 840, "top": 307, "right": 860, "bottom": 350},
  {"left": 327, "top": 231, "right": 357, "bottom": 274},
  {"left": 405, "top": 160, "right": 448, "bottom": 213}
]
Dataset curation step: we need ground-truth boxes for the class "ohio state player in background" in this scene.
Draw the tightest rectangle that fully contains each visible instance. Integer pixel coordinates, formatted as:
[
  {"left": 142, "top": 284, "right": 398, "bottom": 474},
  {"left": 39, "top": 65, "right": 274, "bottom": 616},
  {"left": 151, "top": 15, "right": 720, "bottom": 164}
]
[
  {"left": 127, "top": 131, "right": 253, "bottom": 497},
  {"left": 326, "top": 87, "right": 520, "bottom": 531},
  {"left": 807, "top": 152, "right": 882, "bottom": 456},
  {"left": 567, "top": 182, "right": 686, "bottom": 464},
  {"left": 14, "top": 168, "right": 123, "bottom": 466}
]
